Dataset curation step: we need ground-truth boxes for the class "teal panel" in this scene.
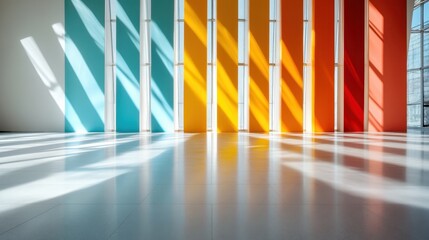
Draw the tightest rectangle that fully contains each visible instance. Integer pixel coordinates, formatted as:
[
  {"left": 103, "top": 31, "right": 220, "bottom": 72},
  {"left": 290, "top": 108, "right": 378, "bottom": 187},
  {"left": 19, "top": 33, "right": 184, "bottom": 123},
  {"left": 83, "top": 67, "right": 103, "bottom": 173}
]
[
  {"left": 65, "top": 0, "right": 105, "bottom": 132},
  {"left": 151, "top": 0, "right": 175, "bottom": 132},
  {"left": 116, "top": 0, "right": 140, "bottom": 132}
]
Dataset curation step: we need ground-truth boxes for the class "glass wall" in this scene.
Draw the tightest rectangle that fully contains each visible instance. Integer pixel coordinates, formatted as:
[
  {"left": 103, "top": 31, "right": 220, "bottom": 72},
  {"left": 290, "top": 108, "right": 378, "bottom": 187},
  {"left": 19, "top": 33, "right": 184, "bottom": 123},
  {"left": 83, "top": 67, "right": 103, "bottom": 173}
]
[{"left": 408, "top": 0, "right": 429, "bottom": 128}]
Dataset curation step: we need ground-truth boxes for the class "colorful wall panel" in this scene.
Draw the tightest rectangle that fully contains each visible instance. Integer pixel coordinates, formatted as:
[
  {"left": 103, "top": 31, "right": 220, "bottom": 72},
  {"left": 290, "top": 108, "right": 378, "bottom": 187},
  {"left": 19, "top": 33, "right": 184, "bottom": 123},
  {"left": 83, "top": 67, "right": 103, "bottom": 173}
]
[
  {"left": 151, "top": 0, "right": 174, "bottom": 132},
  {"left": 344, "top": 0, "right": 365, "bottom": 132},
  {"left": 217, "top": 0, "right": 238, "bottom": 132},
  {"left": 184, "top": 0, "right": 207, "bottom": 132},
  {"left": 116, "top": 0, "right": 140, "bottom": 132},
  {"left": 249, "top": 0, "right": 269, "bottom": 133},
  {"left": 65, "top": 0, "right": 105, "bottom": 132},
  {"left": 368, "top": 0, "right": 407, "bottom": 132},
  {"left": 312, "top": 0, "right": 335, "bottom": 132},
  {"left": 281, "top": 0, "right": 303, "bottom": 132}
]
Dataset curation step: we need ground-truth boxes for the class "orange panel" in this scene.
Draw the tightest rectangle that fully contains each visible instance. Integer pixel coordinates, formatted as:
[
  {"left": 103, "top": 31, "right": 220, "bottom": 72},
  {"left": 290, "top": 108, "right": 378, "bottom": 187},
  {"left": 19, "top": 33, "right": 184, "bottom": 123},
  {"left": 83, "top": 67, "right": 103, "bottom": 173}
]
[
  {"left": 249, "top": 0, "right": 269, "bottom": 133},
  {"left": 217, "top": 0, "right": 238, "bottom": 132},
  {"left": 312, "top": 0, "right": 335, "bottom": 132},
  {"left": 281, "top": 0, "right": 303, "bottom": 132},
  {"left": 368, "top": 0, "right": 407, "bottom": 132},
  {"left": 184, "top": 0, "right": 207, "bottom": 132}
]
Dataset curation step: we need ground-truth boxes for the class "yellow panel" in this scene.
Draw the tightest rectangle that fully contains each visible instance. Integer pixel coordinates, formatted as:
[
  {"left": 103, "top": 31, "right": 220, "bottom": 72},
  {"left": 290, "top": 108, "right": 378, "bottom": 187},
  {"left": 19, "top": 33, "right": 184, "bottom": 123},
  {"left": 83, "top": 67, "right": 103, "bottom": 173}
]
[
  {"left": 249, "top": 0, "right": 269, "bottom": 133},
  {"left": 184, "top": 0, "right": 207, "bottom": 132},
  {"left": 217, "top": 0, "right": 238, "bottom": 132}
]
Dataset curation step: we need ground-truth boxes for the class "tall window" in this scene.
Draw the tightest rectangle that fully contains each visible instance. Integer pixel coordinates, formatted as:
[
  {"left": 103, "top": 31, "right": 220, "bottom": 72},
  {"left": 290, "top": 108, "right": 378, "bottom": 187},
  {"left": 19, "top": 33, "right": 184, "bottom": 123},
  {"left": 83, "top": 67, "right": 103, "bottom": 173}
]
[
  {"left": 105, "top": 0, "right": 116, "bottom": 132},
  {"left": 269, "top": 0, "right": 280, "bottom": 131},
  {"left": 408, "top": 0, "right": 429, "bottom": 128},
  {"left": 334, "top": 0, "right": 343, "bottom": 131},
  {"left": 238, "top": 0, "right": 249, "bottom": 130},
  {"left": 207, "top": 0, "right": 216, "bottom": 131},
  {"left": 175, "top": 0, "right": 184, "bottom": 130},
  {"left": 303, "top": 0, "right": 312, "bottom": 131}
]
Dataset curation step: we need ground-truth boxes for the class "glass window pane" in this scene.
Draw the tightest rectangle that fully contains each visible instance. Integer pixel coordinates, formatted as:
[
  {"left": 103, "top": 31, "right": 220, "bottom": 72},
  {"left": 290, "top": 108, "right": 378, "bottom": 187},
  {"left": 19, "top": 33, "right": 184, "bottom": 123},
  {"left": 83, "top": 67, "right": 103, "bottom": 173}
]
[
  {"left": 335, "top": 20, "right": 340, "bottom": 63},
  {"left": 408, "top": 70, "right": 421, "bottom": 104},
  {"left": 304, "top": 22, "right": 311, "bottom": 64},
  {"left": 425, "top": 3, "right": 429, "bottom": 28},
  {"left": 304, "top": 0, "right": 310, "bottom": 21},
  {"left": 424, "top": 32, "right": 429, "bottom": 66},
  {"left": 412, "top": 6, "right": 421, "bottom": 30},
  {"left": 177, "top": 65, "right": 184, "bottom": 102},
  {"left": 238, "top": 22, "right": 245, "bottom": 63},
  {"left": 207, "top": 23, "right": 212, "bottom": 63},
  {"left": 177, "top": 0, "right": 184, "bottom": 19},
  {"left": 208, "top": 0, "right": 212, "bottom": 19},
  {"left": 238, "top": 66, "right": 245, "bottom": 103},
  {"left": 408, "top": 105, "right": 422, "bottom": 127},
  {"left": 238, "top": 0, "right": 246, "bottom": 19},
  {"left": 424, "top": 107, "right": 429, "bottom": 126},
  {"left": 408, "top": 33, "right": 421, "bottom": 69},
  {"left": 178, "top": 22, "right": 184, "bottom": 63},
  {"left": 425, "top": 69, "right": 429, "bottom": 104},
  {"left": 269, "top": 22, "right": 276, "bottom": 63}
]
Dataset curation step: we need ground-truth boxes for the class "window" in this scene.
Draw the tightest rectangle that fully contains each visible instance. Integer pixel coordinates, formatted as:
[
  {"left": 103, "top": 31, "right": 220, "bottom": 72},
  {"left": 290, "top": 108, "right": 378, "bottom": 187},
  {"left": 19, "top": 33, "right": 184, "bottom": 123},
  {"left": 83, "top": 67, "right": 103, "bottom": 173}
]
[
  {"left": 407, "top": 0, "right": 429, "bottom": 128},
  {"left": 175, "top": 0, "right": 184, "bottom": 130},
  {"left": 238, "top": 0, "right": 249, "bottom": 130}
]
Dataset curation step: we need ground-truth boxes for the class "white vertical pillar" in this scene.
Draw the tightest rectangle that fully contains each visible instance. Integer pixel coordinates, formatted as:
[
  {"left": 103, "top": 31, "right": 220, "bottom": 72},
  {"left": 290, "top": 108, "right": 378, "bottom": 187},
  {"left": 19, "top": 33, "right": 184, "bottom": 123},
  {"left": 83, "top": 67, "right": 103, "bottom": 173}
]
[
  {"left": 140, "top": 0, "right": 151, "bottom": 132},
  {"left": 175, "top": 0, "right": 184, "bottom": 131},
  {"left": 207, "top": 0, "right": 217, "bottom": 131},
  {"left": 269, "top": 0, "right": 281, "bottom": 132},
  {"left": 303, "top": 0, "right": 313, "bottom": 133},
  {"left": 238, "top": 0, "right": 249, "bottom": 131},
  {"left": 335, "top": 0, "right": 344, "bottom": 132},
  {"left": 105, "top": 0, "right": 116, "bottom": 132}
]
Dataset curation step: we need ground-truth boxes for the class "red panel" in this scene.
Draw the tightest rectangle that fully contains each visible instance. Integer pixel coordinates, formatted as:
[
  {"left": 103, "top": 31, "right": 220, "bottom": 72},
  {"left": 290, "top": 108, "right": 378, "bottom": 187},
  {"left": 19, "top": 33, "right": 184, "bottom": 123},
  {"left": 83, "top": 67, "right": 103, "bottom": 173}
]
[
  {"left": 344, "top": 0, "right": 365, "bottom": 132},
  {"left": 368, "top": 0, "right": 407, "bottom": 132}
]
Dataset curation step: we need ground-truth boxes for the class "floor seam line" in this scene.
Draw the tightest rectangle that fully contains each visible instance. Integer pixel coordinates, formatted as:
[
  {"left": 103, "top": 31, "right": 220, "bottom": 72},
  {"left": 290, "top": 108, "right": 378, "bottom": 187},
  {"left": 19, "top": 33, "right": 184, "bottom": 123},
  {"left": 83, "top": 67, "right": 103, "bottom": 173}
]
[{"left": 0, "top": 202, "right": 60, "bottom": 237}]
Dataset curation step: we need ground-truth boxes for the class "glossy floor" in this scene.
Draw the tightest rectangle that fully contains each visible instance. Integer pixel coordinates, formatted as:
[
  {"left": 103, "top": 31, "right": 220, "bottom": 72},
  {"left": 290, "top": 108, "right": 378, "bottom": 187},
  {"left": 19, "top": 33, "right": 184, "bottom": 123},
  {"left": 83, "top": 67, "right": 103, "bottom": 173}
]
[{"left": 0, "top": 132, "right": 428, "bottom": 239}]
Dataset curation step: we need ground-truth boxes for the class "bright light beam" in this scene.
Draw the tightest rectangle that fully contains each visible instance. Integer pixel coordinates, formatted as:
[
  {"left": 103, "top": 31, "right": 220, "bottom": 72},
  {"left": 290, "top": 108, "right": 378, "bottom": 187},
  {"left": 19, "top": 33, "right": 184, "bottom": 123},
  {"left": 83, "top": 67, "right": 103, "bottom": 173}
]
[{"left": 20, "top": 37, "right": 86, "bottom": 132}]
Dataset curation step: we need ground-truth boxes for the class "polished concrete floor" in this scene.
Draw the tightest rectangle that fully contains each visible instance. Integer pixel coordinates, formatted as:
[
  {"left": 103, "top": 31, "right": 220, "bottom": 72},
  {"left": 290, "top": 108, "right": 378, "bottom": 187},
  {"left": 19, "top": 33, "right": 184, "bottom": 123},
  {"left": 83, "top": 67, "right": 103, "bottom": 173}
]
[{"left": 0, "top": 132, "right": 428, "bottom": 239}]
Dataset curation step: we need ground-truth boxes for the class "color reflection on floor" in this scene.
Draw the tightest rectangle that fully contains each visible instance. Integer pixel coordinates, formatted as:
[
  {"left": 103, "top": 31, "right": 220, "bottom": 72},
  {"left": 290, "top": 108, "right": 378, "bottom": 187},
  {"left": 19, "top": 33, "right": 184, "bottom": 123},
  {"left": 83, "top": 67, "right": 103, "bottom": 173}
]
[{"left": 0, "top": 132, "right": 428, "bottom": 240}]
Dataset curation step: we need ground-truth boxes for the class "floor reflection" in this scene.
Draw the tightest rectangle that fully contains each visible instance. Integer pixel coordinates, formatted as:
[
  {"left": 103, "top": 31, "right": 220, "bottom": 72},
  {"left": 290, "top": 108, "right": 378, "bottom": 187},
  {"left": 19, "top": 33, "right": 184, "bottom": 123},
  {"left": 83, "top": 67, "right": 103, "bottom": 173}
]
[{"left": 0, "top": 132, "right": 428, "bottom": 239}]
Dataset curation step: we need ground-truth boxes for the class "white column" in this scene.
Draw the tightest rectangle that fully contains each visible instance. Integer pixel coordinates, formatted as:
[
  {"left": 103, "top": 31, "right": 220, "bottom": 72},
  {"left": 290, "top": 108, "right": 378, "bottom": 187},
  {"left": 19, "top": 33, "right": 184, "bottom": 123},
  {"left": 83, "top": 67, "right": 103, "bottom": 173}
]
[
  {"left": 303, "top": 0, "right": 313, "bottom": 132},
  {"left": 105, "top": 0, "right": 116, "bottom": 132},
  {"left": 269, "top": 0, "right": 281, "bottom": 132},
  {"left": 140, "top": 0, "right": 151, "bottom": 132},
  {"left": 238, "top": 0, "right": 249, "bottom": 131}
]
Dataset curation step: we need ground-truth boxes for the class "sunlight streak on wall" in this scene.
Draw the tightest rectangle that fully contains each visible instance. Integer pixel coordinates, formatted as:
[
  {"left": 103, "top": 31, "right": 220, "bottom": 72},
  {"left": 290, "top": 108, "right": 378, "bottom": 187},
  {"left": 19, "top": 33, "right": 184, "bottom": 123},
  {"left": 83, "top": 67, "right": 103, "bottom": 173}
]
[{"left": 20, "top": 37, "right": 86, "bottom": 133}]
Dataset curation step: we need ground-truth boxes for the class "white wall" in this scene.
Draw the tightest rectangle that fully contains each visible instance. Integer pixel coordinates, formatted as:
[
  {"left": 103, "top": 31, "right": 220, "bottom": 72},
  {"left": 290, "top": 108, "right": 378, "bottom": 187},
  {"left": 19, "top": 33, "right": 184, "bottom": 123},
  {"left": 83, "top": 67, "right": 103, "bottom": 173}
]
[{"left": 0, "top": 0, "right": 65, "bottom": 131}]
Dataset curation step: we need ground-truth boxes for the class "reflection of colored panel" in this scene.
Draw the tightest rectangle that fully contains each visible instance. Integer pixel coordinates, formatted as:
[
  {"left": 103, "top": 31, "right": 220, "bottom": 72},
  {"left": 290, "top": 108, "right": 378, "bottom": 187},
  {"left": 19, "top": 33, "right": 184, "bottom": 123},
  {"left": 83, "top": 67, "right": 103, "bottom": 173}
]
[
  {"left": 312, "top": 0, "right": 334, "bottom": 132},
  {"left": 65, "top": 0, "right": 105, "bottom": 132},
  {"left": 344, "top": 0, "right": 365, "bottom": 132},
  {"left": 217, "top": 0, "right": 238, "bottom": 132},
  {"left": 151, "top": 0, "right": 174, "bottom": 132},
  {"left": 116, "top": 0, "right": 140, "bottom": 132},
  {"left": 281, "top": 0, "right": 303, "bottom": 132},
  {"left": 368, "top": 0, "right": 406, "bottom": 132},
  {"left": 249, "top": 0, "right": 269, "bottom": 133},
  {"left": 217, "top": 134, "right": 238, "bottom": 172},
  {"left": 184, "top": 0, "right": 207, "bottom": 132}
]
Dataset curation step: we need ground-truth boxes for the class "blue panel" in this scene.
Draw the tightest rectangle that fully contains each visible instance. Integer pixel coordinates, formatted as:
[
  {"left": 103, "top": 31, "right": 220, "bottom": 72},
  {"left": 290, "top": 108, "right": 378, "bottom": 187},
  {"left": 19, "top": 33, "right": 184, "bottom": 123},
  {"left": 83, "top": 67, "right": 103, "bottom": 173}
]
[
  {"left": 65, "top": 0, "right": 105, "bottom": 132},
  {"left": 116, "top": 0, "right": 140, "bottom": 132},
  {"left": 151, "top": 0, "right": 174, "bottom": 132}
]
